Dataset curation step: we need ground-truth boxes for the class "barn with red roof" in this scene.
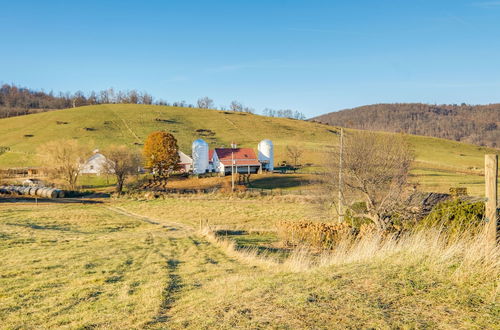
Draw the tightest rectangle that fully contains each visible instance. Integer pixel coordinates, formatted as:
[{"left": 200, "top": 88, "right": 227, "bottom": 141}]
[
  {"left": 191, "top": 138, "right": 274, "bottom": 175},
  {"left": 211, "top": 147, "right": 262, "bottom": 175}
]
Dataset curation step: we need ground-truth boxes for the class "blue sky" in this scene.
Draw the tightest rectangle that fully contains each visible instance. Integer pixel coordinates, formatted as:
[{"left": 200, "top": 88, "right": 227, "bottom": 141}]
[{"left": 1, "top": 0, "right": 500, "bottom": 117}]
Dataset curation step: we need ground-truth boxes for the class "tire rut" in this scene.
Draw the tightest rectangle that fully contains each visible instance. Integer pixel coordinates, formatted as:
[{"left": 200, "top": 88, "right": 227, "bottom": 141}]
[
  {"left": 104, "top": 205, "right": 256, "bottom": 327},
  {"left": 147, "top": 238, "right": 184, "bottom": 326}
]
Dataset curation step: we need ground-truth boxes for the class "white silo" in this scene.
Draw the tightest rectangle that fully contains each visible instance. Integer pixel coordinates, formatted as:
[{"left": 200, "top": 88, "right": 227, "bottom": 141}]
[
  {"left": 258, "top": 139, "right": 274, "bottom": 171},
  {"left": 192, "top": 139, "right": 209, "bottom": 174}
]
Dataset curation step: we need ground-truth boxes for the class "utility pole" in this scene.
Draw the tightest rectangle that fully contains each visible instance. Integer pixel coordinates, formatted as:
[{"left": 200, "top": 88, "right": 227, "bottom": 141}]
[
  {"left": 231, "top": 142, "right": 236, "bottom": 192},
  {"left": 338, "top": 128, "right": 344, "bottom": 222},
  {"left": 485, "top": 154, "right": 498, "bottom": 244}
]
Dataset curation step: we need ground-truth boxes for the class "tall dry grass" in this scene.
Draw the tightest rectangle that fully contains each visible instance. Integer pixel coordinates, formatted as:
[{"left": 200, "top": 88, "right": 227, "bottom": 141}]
[
  {"left": 286, "top": 228, "right": 499, "bottom": 281},
  {"left": 200, "top": 226, "right": 281, "bottom": 270},
  {"left": 202, "top": 223, "right": 499, "bottom": 285}
]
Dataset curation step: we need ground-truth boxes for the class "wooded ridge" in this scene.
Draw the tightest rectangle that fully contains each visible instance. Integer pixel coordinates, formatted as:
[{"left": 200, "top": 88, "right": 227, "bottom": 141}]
[{"left": 312, "top": 103, "right": 499, "bottom": 147}]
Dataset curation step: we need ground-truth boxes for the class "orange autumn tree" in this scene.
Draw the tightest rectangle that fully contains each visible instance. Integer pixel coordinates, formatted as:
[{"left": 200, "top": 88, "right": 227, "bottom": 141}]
[{"left": 143, "top": 131, "right": 180, "bottom": 182}]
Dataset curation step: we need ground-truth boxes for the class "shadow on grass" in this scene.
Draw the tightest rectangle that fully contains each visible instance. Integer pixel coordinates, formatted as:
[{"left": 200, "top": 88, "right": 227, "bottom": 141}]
[
  {"left": 215, "top": 229, "right": 247, "bottom": 236},
  {"left": 215, "top": 230, "right": 291, "bottom": 260},
  {"left": 250, "top": 175, "right": 309, "bottom": 189},
  {"left": 0, "top": 197, "right": 104, "bottom": 204},
  {"left": 6, "top": 222, "right": 82, "bottom": 233}
]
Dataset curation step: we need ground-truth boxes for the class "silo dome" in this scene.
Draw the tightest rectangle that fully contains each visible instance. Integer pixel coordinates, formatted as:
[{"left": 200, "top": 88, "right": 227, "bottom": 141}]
[
  {"left": 192, "top": 139, "right": 209, "bottom": 174},
  {"left": 258, "top": 139, "right": 274, "bottom": 171}
]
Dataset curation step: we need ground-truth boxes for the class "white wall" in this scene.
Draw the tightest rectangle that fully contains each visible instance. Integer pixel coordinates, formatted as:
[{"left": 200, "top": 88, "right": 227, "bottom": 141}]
[{"left": 81, "top": 153, "right": 109, "bottom": 175}]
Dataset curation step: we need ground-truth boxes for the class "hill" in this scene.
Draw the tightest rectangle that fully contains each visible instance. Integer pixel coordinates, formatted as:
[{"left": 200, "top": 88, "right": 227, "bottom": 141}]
[
  {"left": 0, "top": 104, "right": 496, "bottom": 195},
  {"left": 312, "top": 103, "right": 500, "bottom": 148},
  {"left": 0, "top": 104, "right": 334, "bottom": 166}
]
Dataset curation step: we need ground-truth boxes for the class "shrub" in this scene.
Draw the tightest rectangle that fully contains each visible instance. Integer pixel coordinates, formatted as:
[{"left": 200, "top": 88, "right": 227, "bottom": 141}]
[
  {"left": 276, "top": 221, "right": 359, "bottom": 250},
  {"left": 418, "top": 199, "right": 485, "bottom": 236}
]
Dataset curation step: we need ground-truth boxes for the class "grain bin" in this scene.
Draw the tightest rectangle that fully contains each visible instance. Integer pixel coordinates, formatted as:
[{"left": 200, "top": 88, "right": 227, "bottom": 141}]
[
  {"left": 258, "top": 139, "right": 274, "bottom": 171},
  {"left": 192, "top": 139, "right": 209, "bottom": 174}
]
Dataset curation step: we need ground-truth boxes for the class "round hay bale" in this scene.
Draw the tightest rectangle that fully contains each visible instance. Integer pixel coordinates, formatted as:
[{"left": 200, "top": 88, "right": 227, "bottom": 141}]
[
  {"left": 29, "top": 187, "right": 38, "bottom": 196},
  {"left": 45, "top": 188, "right": 58, "bottom": 198},
  {"left": 41, "top": 188, "right": 51, "bottom": 198},
  {"left": 37, "top": 188, "right": 49, "bottom": 198},
  {"left": 45, "top": 189, "right": 54, "bottom": 198},
  {"left": 56, "top": 190, "right": 65, "bottom": 198}
]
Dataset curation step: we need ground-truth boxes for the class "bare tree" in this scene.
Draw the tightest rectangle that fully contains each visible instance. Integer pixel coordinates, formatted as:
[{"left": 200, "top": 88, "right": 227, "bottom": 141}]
[
  {"left": 142, "top": 92, "right": 153, "bottom": 105},
  {"left": 128, "top": 90, "right": 139, "bottom": 104},
  {"left": 322, "top": 131, "right": 415, "bottom": 230},
  {"left": 286, "top": 146, "right": 303, "bottom": 167},
  {"left": 197, "top": 97, "right": 214, "bottom": 109},
  {"left": 38, "top": 140, "right": 89, "bottom": 189},
  {"left": 229, "top": 100, "right": 243, "bottom": 112},
  {"left": 102, "top": 145, "right": 142, "bottom": 193}
]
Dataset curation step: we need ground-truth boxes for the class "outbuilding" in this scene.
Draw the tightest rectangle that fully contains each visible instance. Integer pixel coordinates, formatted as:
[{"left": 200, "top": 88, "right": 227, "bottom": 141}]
[
  {"left": 81, "top": 150, "right": 109, "bottom": 175},
  {"left": 178, "top": 150, "right": 193, "bottom": 173},
  {"left": 211, "top": 147, "right": 261, "bottom": 175}
]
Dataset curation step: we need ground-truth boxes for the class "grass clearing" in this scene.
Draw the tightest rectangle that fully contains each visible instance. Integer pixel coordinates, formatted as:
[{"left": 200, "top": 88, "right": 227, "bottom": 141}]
[{"left": 0, "top": 204, "right": 170, "bottom": 328}]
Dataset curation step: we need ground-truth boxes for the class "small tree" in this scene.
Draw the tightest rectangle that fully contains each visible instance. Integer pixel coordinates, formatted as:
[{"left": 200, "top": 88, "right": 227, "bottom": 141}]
[
  {"left": 286, "top": 146, "right": 303, "bottom": 167},
  {"left": 197, "top": 97, "right": 214, "bottom": 109},
  {"left": 323, "top": 131, "right": 415, "bottom": 230},
  {"left": 229, "top": 100, "right": 243, "bottom": 112},
  {"left": 102, "top": 145, "right": 142, "bottom": 193},
  {"left": 38, "top": 140, "right": 88, "bottom": 189},
  {"left": 143, "top": 131, "right": 180, "bottom": 182}
]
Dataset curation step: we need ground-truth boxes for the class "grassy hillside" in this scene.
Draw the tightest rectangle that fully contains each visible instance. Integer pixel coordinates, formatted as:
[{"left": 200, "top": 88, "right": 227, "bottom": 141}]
[
  {"left": 0, "top": 104, "right": 335, "bottom": 167},
  {"left": 0, "top": 104, "right": 496, "bottom": 195}
]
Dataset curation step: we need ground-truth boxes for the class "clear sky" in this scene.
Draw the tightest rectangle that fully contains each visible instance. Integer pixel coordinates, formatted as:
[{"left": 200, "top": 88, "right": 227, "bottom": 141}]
[{"left": 1, "top": 0, "right": 500, "bottom": 117}]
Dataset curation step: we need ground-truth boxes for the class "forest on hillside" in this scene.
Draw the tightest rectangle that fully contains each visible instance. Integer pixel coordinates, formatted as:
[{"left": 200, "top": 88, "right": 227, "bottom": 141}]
[{"left": 313, "top": 103, "right": 500, "bottom": 147}]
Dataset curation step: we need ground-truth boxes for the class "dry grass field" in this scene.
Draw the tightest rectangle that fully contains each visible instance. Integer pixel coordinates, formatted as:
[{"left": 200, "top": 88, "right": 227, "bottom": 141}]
[{"left": 1, "top": 196, "right": 498, "bottom": 329}]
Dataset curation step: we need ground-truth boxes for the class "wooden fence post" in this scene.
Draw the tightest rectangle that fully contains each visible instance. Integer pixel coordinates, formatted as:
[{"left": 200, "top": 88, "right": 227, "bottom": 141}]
[{"left": 485, "top": 154, "right": 498, "bottom": 244}]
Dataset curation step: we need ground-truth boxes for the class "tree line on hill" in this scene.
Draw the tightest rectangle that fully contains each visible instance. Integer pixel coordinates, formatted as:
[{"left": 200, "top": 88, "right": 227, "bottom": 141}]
[
  {"left": 0, "top": 84, "right": 305, "bottom": 120},
  {"left": 312, "top": 103, "right": 499, "bottom": 148}
]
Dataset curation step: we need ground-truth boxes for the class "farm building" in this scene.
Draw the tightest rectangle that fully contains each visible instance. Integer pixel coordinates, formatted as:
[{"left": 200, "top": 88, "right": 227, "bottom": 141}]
[
  {"left": 81, "top": 150, "right": 108, "bottom": 174},
  {"left": 192, "top": 139, "right": 274, "bottom": 175},
  {"left": 178, "top": 151, "right": 193, "bottom": 172},
  {"left": 0, "top": 167, "right": 40, "bottom": 177},
  {"left": 81, "top": 149, "right": 192, "bottom": 175},
  {"left": 80, "top": 140, "right": 272, "bottom": 176},
  {"left": 211, "top": 148, "right": 261, "bottom": 174}
]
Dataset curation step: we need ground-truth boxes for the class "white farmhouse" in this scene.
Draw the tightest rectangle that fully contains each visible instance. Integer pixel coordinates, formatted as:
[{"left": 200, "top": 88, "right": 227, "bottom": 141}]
[{"left": 81, "top": 150, "right": 109, "bottom": 175}]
